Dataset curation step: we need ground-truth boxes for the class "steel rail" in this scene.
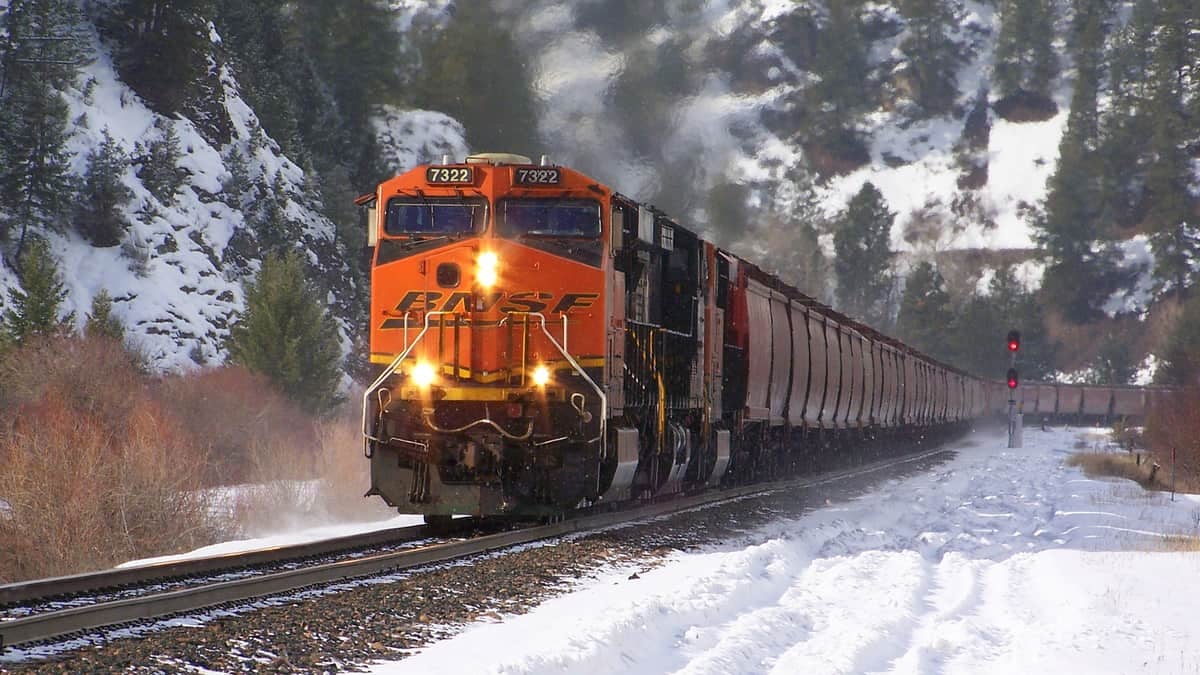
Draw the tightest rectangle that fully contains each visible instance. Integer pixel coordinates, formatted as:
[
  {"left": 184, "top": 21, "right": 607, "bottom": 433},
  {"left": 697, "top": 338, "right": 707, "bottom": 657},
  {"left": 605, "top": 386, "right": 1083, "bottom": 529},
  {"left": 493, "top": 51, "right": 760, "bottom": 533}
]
[
  {"left": 0, "top": 523, "right": 434, "bottom": 608},
  {"left": 1, "top": 445, "right": 953, "bottom": 650}
]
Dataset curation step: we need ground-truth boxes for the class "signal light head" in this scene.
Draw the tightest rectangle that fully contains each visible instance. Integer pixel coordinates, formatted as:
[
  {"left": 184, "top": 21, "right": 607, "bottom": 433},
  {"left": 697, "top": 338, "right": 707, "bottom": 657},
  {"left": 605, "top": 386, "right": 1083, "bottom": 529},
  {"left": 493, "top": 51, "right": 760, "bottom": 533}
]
[
  {"left": 1006, "top": 329, "right": 1021, "bottom": 352},
  {"left": 1006, "top": 368, "right": 1018, "bottom": 390}
]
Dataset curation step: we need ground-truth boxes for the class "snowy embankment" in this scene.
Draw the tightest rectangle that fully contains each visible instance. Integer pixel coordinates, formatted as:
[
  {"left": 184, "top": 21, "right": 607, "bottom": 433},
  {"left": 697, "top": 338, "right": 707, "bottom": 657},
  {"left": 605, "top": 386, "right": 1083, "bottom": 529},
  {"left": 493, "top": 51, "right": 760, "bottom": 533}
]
[{"left": 373, "top": 427, "right": 1200, "bottom": 675}]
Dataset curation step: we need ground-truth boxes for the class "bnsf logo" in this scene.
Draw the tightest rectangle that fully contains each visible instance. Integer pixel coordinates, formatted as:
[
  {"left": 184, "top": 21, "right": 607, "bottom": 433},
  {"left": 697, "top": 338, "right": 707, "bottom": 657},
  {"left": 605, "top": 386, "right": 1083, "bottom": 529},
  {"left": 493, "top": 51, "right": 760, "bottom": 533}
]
[{"left": 380, "top": 290, "right": 599, "bottom": 329}]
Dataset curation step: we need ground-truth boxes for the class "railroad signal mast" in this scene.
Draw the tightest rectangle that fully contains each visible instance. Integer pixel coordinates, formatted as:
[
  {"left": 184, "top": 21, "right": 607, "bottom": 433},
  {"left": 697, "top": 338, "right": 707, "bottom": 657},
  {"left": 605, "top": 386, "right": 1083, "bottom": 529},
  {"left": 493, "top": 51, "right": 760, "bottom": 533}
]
[{"left": 1006, "top": 330, "right": 1021, "bottom": 448}]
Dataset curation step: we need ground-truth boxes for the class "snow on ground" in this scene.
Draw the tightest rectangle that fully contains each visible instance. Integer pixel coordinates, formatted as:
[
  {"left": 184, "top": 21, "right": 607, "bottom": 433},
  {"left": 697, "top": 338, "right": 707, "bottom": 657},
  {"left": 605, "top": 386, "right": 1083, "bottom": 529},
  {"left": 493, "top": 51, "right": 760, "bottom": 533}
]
[
  {"left": 118, "top": 515, "right": 426, "bottom": 569},
  {"left": 370, "top": 427, "right": 1200, "bottom": 675}
]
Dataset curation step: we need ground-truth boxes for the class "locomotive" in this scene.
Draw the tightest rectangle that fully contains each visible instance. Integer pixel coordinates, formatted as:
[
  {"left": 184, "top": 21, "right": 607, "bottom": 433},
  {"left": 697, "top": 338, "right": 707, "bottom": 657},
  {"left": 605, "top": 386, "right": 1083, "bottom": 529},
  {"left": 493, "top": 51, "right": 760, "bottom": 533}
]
[{"left": 357, "top": 153, "right": 1143, "bottom": 522}]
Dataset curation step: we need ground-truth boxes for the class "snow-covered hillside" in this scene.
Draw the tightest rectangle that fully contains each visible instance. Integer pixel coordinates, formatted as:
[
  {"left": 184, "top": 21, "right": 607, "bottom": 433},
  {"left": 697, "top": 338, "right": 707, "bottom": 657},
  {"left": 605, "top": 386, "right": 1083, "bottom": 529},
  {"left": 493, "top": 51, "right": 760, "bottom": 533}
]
[{"left": 0, "top": 6, "right": 465, "bottom": 371}]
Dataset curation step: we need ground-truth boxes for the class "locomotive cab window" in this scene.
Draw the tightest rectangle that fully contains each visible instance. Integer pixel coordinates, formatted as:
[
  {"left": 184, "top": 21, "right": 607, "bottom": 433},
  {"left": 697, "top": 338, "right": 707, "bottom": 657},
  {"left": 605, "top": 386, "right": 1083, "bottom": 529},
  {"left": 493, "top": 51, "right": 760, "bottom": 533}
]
[
  {"left": 384, "top": 197, "right": 487, "bottom": 236},
  {"left": 498, "top": 198, "right": 601, "bottom": 238}
]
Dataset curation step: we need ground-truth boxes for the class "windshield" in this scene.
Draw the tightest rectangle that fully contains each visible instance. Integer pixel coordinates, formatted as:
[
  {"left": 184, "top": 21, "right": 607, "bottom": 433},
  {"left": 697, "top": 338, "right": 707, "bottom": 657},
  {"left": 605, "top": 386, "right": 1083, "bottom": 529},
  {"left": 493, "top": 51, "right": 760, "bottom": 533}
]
[
  {"left": 384, "top": 197, "right": 486, "bottom": 236},
  {"left": 498, "top": 198, "right": 601, "bottom": 238}
]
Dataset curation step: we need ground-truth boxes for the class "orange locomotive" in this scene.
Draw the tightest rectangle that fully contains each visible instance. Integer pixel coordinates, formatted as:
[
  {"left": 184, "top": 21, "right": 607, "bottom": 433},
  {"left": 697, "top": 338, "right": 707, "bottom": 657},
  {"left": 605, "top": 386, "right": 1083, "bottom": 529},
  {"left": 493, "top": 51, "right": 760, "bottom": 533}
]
[{"left": 359, "top": 153, "right": 666, "bottom": 522}]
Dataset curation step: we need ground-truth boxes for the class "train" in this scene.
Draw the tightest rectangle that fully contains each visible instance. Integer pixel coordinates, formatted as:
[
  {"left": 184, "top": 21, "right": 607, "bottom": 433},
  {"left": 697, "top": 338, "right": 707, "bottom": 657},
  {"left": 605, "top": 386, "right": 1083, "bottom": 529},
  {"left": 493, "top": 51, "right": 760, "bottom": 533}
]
[{"left": 357, "top": 153, "right": 1148, "bottom": 523}]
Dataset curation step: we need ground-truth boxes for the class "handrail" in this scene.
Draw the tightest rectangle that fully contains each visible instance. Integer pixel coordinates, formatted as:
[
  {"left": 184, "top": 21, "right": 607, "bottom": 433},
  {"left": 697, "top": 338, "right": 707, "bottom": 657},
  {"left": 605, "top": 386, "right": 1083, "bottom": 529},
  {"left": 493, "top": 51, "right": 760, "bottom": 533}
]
[
  {"left": 361, "top": 311, "right": 458, "bottom": 453},
  {"left": 362, "top": 310, "right": 607, "bottom": 460}
]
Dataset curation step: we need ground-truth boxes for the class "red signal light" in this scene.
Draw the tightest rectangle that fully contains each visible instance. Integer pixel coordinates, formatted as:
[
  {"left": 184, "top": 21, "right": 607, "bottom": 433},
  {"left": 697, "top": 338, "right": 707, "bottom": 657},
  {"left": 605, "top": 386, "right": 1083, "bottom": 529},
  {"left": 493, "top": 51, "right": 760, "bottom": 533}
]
[
  {"left": 1006, "top": 330, "right": 1020, "bottom": 352},
  {"left": 1006, "top": 368, "right": 1019, "bottom": 389}
]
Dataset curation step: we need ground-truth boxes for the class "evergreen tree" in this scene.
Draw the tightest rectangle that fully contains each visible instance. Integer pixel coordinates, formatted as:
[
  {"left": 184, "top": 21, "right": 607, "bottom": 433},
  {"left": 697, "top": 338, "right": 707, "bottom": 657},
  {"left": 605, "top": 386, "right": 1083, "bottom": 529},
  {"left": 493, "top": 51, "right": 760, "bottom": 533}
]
[
  {"left": 993, "top": 0, "right": 1058, "bottom": 98},
  {"left": 833, "top": 182, "right": 895, "bottom": 327},
  {"left": 0, "top": 0, "right": 87, "bottom": 262},
  {"left": 1040, "top": 246, "right": 1126, "bottom": 324},
  {"left": 220, "top": 143, "right": 252, "bottom": 209},
  {"left": 899, "top": 0, "right": 960, "bottom": 113},
  {"left": 1067, "top": 0, "right": 1111, "bottom": 55},
  {"left": 228, "top": 251, "right": 342, "bottom": 414},
  {"left": 1085, "top": 331, "right": 1136, "bottom": 385},
  {"left": 806, "top": 0, "right": 869, "bottom": 153},
  {"left": 248, "top": 171, "right": 294, "bottom": 258},
  {"left": 85, "top": 289, "right": 124, "bottom": 341},
  {"left": 96, "top": 0, "right": 214, "bottom": 115},
  {"left": 1143, "top": 0, "right": 1199, "bottom": 293},
  {"left": 895, "top": 261, "right": 953, "bottom": 360},
  {"left": 76, "top": 129, "right": 133, "bottom": 247},
  {"left": 1036, "top": 7, "right": 1108, "bottom": 320},
  {"left": 2, "top": 237, "right": 73, "bottom": 343},
  {"left": 137, "top": 119, "right": 185, "bottom": 205},
  {"left": 1039, "top": 30, "right": 1101, "bottom": 256},
  {"left": 947, "top": 267, "right": 1054, "bottom": 380},
  {"left": 212, "top": 0, "right": 299, "bottom": 153},
  {"left": 987, "top": 266, "right": 1055, "bottom": 379},
  {"left": 812, "top": 0, "right": 869, "bottom": 117},
  {"left": 412, "top": 1, "right": 540, "bottom": 153},
  {"left": 1095, "top": 0, "right": 1155, "bottom": 230},
  {"left": 947, "top": 294, "right": 999, "bottom": 376}
]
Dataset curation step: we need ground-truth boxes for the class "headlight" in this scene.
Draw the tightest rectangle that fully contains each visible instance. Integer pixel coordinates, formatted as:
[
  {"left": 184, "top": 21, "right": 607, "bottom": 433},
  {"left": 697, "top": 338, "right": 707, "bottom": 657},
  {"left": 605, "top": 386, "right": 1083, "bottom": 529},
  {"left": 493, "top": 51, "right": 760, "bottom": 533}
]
[
  {"left": 411, "top": 361, "right": 436, "bottom": 387},
  {"left": 531, "top": 365, "right": 550, "bottom": 387},
  {"left": 477, "top": 251, "right": 499, "bottom": 287}
]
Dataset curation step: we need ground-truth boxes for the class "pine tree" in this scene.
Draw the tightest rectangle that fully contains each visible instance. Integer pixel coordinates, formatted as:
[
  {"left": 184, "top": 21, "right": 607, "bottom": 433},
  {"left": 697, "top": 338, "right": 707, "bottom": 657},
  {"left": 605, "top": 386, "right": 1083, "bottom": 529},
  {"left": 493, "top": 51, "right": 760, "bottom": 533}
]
[
  {"left": 993, "top": 0, "right": 1058, "bottom": 98},
  {"left": 899, "top": 0, "right": 960, "bottom": 113},
  {"left": 1143, "top": 0, "right": 1199, "bottom": 293},
  {"left": 806, "top": 0, "right": 869, "bottom": 153},
  {"left": 411, "top": 0, "right": 540, "bottom": 153},
  {"left": 833, "top": 182, "right": 896, "bottom": 327},
  {"left": 248, "top": 171, "right": 294, "bottom": 258},
  {"left": 85, "top": 289, "right": 124, "bottom": 341},
  {"left": 1036, "top": 6, "right": 1105, "bottom": 319},
  {"left": 1085, "top": 331, "right": 1136, "bottom": 385},
  {"left": 0, "top": 0, "right": 87, "bottom": 262},
  {"left": 2, "top": 237, "right": 73, "bottom": 343},
  {"left": 228, "top": 251, "right": 342, "bottom": 414},
  {"left": 947, "top": 294, "right": 999, "bottom": 376},
  {"left": 220, "top": 143, "right": 252, "bottom": 209},
  {"left": 96, "top": 0, "right": 214, "bottom": 115},
  {"left": 992, "top": 267, "right": 1055, "bottom": 379},
  {"left": 137, "top": 119, "right": 185, "bottom": 205},
  {"left": 76, "top": 129, "right": 133, "bottom": 247},
  {"left": 1067, "top": 0, "right": 1112, "bottom": 55},
  {"left": 895, "top": 261, "right": 953, "bottom": 360}
]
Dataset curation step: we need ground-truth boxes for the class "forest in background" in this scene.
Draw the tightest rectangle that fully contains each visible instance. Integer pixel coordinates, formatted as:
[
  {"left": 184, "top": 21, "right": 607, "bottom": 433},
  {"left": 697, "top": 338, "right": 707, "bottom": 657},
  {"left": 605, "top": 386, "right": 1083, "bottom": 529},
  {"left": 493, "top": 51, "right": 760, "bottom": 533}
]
[{"left": 0, "top": 0, "right": 1198, "bottom": 386}]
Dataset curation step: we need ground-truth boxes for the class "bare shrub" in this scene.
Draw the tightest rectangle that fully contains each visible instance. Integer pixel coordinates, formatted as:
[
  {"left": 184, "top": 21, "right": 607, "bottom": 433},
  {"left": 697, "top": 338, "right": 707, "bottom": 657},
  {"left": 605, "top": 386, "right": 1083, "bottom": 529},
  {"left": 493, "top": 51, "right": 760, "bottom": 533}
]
[
  {"left": 0, "top": 336, "right": 217, "bottom": 582},
  {"left": 155, "top": 366, "right": 319, "bottom": 485},
  {"left": 1143, "top": 388, "right": 1200, "bottom": 493},
  {"left": 1066, "top": 453, "right": 1163, "bottom": 490},
  {"left": 0, "top": 334, "right": 143, "bottom": 419}
]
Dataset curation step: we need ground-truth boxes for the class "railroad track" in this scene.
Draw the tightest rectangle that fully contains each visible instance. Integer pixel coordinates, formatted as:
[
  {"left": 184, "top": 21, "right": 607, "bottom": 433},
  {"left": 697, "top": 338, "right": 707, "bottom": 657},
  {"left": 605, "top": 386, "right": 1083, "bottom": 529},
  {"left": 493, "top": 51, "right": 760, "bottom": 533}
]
[{"left": 1, "top": 444, "right": 955, "bottom": 653}]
